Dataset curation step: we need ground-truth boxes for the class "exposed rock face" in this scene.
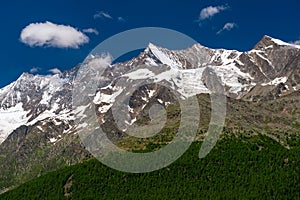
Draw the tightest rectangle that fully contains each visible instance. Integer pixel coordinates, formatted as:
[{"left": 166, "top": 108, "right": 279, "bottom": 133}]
[
  {"left": 0, "top": 120, "right": 90, "bottom": 189},
  {"left": 0, "top": 35, "right": 300, "bottom": 190}
]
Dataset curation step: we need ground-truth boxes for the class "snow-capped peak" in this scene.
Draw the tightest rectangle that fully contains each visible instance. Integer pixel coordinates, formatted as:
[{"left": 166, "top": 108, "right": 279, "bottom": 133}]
[
  {"left": 254, "top": 35, "right": 300, "bottom": 50},
  {"left": 147, "top": 43, "right": 183, "bottom": 69},
  {"left": 1, "top": 35, "right": 300, "bottom": 144},
  {"left": 271, "top": 38, "right": 300, "bottom": 49},
  {"left": 0, "top": 71, "right": 74, "bottom": 143}
]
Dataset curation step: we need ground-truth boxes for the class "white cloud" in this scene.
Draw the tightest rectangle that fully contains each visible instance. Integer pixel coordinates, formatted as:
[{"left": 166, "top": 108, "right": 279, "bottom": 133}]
[
  {"left": 94, "top": 11, "right": 125, "bottom": 22},
  {"left": 29, "top": 67, "right": 41, "bottom": 73},
  {"left": 83, "top": 28, "right": 99, "bottom": 35},
  {"left": 89, "top": 53, "right": 112, "bottom": 69},
  {"left": 48, "top": 68, "right": 62, "bottom": 74},
  {"left": 217, "top": 22, "right": 237, "bottom": 34},
  {"left": 94, "top": 11, "right": 113, "bottom": 19},
  {"left": 20, "top": 21, "right": 89, "bottom": 48},
  {"left": 291, "top": 40, "right": 300, "bottom": 45},
  {"left": 117, "top": 17, "right": 125, "bottom": 22},
  {"left": 199, "top": 5, "right": 228, "bottom": 20}
]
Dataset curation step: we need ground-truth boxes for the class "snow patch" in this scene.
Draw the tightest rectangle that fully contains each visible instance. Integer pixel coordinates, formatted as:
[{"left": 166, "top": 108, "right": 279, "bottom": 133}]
[
  {"left": 271, "top": 38, "right": 300, "bottom": 49},
  {"left": 145, "top": 58, "right": 159, "bottom": 66},
  {"left": 265, "top": 45, "right": 273, "bottom": 49},
  {"left": 148, "top": 43, "right": 182, "bottom": 69},
  {"left": 53, "top": 119, "right": 62, "bottom": 125},
  {"left": 122, "top": 68, "right": 155, "bottom": 80},
  {"left": 37, "top": 126, "right": 43, "bottom": 131},
  {"left": 261, "top": 77, "right": 287, "bottom": 86},
  {"left": 148, "top": 90, "right": 155, "bottom": 98},
  {"left": 94, "top": 87, "right": 123, "bottom": 113},
  {"left": 157, "top": 99, "right": 163, "bottom": 104},
  {"left": 209, "top": 63, "right": 252, "bottom": 94},
  {"left": 293, "top": 86, "right": 297, "bottom": 91},
  {"left": 256, "top": 52, "right": 274, "bottom": 68},
  {"left": 49, "top": 138, "right": 57, "bottom": 143},
  {"left": 0, "top": 103, "right": 29, "bottom": 143},
  {"left": 40, "top": 92, "right": 52, "bottom": 105}
]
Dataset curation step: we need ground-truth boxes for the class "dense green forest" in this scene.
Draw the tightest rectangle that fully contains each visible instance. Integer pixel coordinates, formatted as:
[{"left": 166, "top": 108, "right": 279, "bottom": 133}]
[{"left": 1, "top": 134, "right": 299, "bottom": 200}]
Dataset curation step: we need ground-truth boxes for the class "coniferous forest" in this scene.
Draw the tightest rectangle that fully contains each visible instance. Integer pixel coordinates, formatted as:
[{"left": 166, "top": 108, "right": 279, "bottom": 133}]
[{"left": 1, "top": 134, "right": 299, "bottom": 200}]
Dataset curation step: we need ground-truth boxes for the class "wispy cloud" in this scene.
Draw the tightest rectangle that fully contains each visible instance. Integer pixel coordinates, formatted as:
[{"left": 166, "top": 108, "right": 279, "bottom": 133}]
[
  {"left": 20, "top": 21, "right": 89, "bottom": 49},
  {"left": 48, "top": 68, "right": 62, "bottom": 74},
  {"left": 290, "top": 40, "right": 300, "bottom": 45},
  {"left": 117, "top": 17, "right": 125, "bottom": 22},
  {"left": 83, "top": 28, "right": 99, "bottom": 35},
  {"left": 94, "top": 11, "right": 113, "bottom": 19},
  {"left": 199, "top": 5, "right": 228, "bottom": 21},
  {"left": 29, "top": 67, "right": 41, "bottom": 73},
  {"left": 217, "top": 22, "right": 237, "bottom": 34},
  {"left": 94, "top": 11, "right": 125, "bottom": 22}
]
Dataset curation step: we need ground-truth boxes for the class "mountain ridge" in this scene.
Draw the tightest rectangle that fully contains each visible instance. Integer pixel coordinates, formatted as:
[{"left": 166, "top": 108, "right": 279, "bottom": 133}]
[
  {"left": 0, "top": 35, "right": 300, "bottom": 191},
  {"left": 0, "top": 35, "right": 299, "bottom": 143}
]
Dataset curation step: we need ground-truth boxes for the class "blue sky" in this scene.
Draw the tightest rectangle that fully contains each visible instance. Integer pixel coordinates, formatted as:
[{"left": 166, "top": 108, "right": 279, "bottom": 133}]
[{"left": 0, "top": 0, "right": 300, "bottom": 87}]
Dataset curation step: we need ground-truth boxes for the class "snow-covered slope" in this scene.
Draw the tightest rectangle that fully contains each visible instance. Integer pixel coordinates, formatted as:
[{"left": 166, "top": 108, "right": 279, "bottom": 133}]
[
  {"left": 0, "top": 71, "right": 76, "bottom": 143},
  {"left": 0, "top": 35, "right": 300, "bottom": 144},
  {"left": 0, "top": 103, "right": 28, "bottom": 142}
]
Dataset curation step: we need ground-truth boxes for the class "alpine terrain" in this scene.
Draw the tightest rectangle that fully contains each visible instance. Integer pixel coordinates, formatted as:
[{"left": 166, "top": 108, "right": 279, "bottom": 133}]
[{"left": 0, "top": 35, "right": 300, "bottom": 195}]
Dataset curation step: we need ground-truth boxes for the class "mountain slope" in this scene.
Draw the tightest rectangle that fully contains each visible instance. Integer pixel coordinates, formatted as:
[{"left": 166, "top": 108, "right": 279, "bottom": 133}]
[
  {"left": 0, "top": 35, "right": 300, "bottom": 192},
  {"left": 1, "top": 135, "right": 299, "bottom": 199},
  {"left": 1, "top": 35, "right": 299, "bottom": 143}
]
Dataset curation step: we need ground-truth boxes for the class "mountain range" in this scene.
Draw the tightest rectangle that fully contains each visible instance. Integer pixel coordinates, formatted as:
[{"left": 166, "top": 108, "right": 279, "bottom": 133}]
[{"left": 1, "top": 35, "right": 300, "bottom": 192}]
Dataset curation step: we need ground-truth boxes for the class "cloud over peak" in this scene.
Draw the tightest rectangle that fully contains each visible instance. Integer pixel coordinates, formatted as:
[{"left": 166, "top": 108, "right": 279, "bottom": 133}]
[
  {"left": 291, "top": 40, "right": 300, "bottom": 45},
  {"left": 217, "top": 22, "right": 237, "bottom": 34},
  {"left": 199, "top": 5, "right": 228, "bottom": 20},
  {"left": 48, "top": 68, "right": 62, "bottom": 74},
  {"left": 29, "top": 67, "right": 41, "bottom": 73},
  {"left": 20, "top": 21, "right": 89, "bottom": 48}
]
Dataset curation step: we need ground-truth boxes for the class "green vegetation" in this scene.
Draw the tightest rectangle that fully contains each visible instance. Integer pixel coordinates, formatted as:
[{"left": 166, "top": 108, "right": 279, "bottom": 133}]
[
  {"left": 0, "top": 123, "right": 91, "bottom": 190},
  {"left": 1, "top": 134, "right": 299, "bottom": 199}
]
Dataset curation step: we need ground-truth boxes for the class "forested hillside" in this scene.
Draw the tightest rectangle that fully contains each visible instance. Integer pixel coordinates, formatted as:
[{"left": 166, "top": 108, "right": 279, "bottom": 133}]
[{"left": 1, "top": 134, "right": 299, "bottom": 200}]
